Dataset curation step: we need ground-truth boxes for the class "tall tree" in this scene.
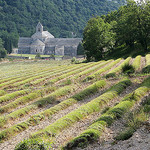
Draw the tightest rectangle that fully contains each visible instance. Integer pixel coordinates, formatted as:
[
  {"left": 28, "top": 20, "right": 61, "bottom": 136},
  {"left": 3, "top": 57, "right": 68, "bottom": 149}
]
[
  {"left": 0, "top": 38, "right": 7, "bottom": 58},
  {"left": 83, "top": 17, "right": 115, "bottom": 61}
]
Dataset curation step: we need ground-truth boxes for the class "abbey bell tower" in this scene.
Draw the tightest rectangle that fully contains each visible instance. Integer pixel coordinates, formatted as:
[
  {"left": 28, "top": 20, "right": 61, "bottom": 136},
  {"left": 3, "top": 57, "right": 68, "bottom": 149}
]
[{"left": 36, "top": 22, "right": 43, "bottom": 33}]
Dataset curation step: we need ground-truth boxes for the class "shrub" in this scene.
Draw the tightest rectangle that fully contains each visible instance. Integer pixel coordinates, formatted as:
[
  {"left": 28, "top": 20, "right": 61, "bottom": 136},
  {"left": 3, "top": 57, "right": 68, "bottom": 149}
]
[
  {"left": 114, "top": 127, "right": 135, "bottom": 141},
  {"left": 0, "top": 49, "right": 7, "bottom": 58},
  {"left": 121, "top": 63, "right": 135, "bottom": 75},
  {"left": 35, "top": 53, "right": 41, "bottom": 59},
  {"left": 60, "top": 79, "right": 72, "bottom": 86},
  {"left": 14, "top": 138, "right": 52, "bottom": 150},
  {"left": 71, "top": 57, "right": 76, "bottom": 63},
  {"left": 142, "top": 65, "right": 150, "bottom": 73},
  {"left": 105, "top": 73, "right": 116, "bottom": 78}
]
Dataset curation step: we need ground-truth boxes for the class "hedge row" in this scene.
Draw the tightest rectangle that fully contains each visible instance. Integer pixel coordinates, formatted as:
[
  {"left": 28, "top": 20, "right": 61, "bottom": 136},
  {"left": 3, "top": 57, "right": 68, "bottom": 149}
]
[
  {"left": 31, "top": 79, "right": 131, "bottom": 139},
  {"left": 0, "top": 80, "right": 107, "bottom": 142},
  {"left": 0, "top": 85, "right": 73, "bottom": 128},
  {"left": 85, "top": 58, "right": 121, "bottom": 80},
  {"left": 63, "top": 76, "right": 150, "bottom": 149}
]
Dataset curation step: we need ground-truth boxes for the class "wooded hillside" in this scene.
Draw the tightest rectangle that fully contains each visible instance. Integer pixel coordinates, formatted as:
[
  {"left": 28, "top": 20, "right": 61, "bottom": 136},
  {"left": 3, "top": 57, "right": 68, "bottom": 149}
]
[{"left": 0, "top": 0, "right": 125, "bottom": 51}]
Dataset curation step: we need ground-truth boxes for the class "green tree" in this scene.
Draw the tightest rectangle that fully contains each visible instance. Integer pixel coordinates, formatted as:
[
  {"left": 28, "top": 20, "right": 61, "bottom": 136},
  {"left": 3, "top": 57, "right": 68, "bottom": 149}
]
[
  {"left": 77, "top": 42, "right": 84, "bottom": 55},
  {"left": 83, "top": 17, "right": 115, "bottom": 61},
  {"left": 0, "top": 38, "right": 7, "bottom": 58}
]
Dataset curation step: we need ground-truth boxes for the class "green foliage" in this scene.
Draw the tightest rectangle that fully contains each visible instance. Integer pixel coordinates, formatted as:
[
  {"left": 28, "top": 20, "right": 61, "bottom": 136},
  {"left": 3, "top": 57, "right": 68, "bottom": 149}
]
[
  {"left": 114, "top": 127, "right": 135, "bottom": 141},
  {"left": 142, "top": 65, "right": 150, "bottom": 73},
  {"left": 142, "top": 54, "right": 150, "bottom": 73},
  {"left": 83, "top": 17, "right": 115, "bottom": 61},
  {"left": 121, "top": 63, "right": 135, "bottom": 75},
  {"left": 132, "top": 55, "right": 141, "bottom": 71},
  {"left": 83, "top": 1, "right": 150, "bottom": 60},
  {"left": 77, "top": 42, "right": 84, "bottom": 55},
  {"left": 71, "top": 57, "right": 76, "bottom": 63},
  {"left": 35, "top": 53, "right": 41, "bottom": 59},
  {"left": 105, "top": 73, "right": 116, "bottom": 79},
  {"left": 15, "top": 138, "right": 52, "bottom": 150},
  {"left": 0, "top": 38, "right": 7, "bottom": 58}
]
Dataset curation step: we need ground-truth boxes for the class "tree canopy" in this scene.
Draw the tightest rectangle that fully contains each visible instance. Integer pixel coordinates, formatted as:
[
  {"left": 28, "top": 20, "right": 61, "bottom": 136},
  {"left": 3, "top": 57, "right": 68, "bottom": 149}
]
[
  {"left": 83, "top": 0, "right": 150, "bottom": 61},
  {"left": 0, "top": 38, "right": 7, "bottom": 58}
]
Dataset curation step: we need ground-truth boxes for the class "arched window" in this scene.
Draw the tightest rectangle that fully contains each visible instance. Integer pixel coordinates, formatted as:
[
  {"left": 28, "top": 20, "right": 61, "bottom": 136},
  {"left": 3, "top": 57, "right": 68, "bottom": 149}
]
[
  {"left": 38, "top": 28, "right": 40, "bottom": 32},
  {"left": 36, "top": 49, "right": 38, "bottom": 52}
]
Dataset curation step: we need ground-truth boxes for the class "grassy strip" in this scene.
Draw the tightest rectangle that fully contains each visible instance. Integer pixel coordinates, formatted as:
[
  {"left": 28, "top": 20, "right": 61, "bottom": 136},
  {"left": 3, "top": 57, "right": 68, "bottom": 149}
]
[
  {"left": 132, "top": 55, "right": 141, "bottom": 71},
  {"left": 0, "top": 80, "right": 106, "bottom": 142},
  {"left": 72, "top": 60, "right": 112, "bottom": 80},
  {"left": 142, "top": 54, "right": 150, "bottom": 73},
  {"left": 106, "top": 57, "right": 131, "bottom": 75},
  {"left": 0, "top": 90, "right": 6, "bottom": 96},
  {"left": 0, "top": 87, "right": 56, "bottom": 114},
  {"left": 0, "top": 89, "right": 30, "bottom": 104},
  {"left": 85, "top": 58, "right": 121, "bottom": 80},
  {"left": 0, "top": 85, "right": 73, "bottom": 128},
  {"left": 31, "top": 79, "right": 131, "bottom": 139},
  {"left": 63, "top": 77, "right": 150, "bottom": 149}
]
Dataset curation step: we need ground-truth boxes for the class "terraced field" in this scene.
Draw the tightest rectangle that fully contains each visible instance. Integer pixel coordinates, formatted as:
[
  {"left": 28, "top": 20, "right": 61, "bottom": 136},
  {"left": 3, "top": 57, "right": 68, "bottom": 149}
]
[{"left": 0, "top": 56, "right": 149, "bottom": 150}]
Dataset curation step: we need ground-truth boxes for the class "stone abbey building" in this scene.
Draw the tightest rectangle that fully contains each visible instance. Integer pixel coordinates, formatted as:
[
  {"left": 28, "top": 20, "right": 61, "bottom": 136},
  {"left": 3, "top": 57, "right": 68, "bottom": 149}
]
[{"left": 18, "top": 22, "right": 82, "bottom": 56}]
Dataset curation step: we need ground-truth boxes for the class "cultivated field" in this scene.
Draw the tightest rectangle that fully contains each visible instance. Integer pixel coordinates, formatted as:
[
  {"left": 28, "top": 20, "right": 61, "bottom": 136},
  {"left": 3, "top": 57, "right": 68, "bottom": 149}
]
[{"left": 0, "top": 55, "right": 149, "bottom": 150}]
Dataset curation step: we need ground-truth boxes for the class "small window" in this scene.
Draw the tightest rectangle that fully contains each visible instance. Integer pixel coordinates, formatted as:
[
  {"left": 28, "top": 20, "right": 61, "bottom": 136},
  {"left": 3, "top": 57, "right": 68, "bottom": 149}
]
[
  {"left": 38, "top": 28, "right": 40, "bottom": 32},
  {"left": 36, "top": 49, "right": 38, "bottom": 52}
]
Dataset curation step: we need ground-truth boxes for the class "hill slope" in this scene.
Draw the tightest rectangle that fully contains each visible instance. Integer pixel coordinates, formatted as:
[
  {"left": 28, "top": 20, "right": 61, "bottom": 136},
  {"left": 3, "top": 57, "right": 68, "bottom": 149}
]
[{"left": 0, "top": 0, "right": 125, "bottom": 41}]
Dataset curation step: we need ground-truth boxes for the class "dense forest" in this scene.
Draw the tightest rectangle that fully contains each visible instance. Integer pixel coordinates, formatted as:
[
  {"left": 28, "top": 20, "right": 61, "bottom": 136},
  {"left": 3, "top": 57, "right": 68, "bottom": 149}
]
[
  {"left": 83, "top": 0, "right": 150, "bottom": 61},
  {"left": 0, "top": 0, "right": 125, "bottom": 53}
]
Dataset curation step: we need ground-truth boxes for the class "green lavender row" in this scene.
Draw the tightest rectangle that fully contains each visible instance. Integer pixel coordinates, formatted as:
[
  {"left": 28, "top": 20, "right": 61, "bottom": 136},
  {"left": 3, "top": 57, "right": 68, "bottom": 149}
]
[
  {"left": 106, "top": 57, "right": 131, "bottom": 75},
  {"left": 72, "top": 60, "right": 111, "bottom": 80},
  {"left": 85, "top": 58, "right": 121, "bottom": 80},
  {"left": 63, "top": 76, "right": 150, "bottom": 149},
  {"left": 0, "top": 80, "right": 106, "bottom": 142},
  {"left": 132, "top": 55, "right": 141, "bottom": 71},
  {"left": 0, "top": 89, "right": 30, "bottom": 104},
  {"left": 31, "top": 62, "right": 100, "bottom": 85},
  {"left": 31, "top": 79, "right": 131, "bottom": 139},
  {"left": 0, "top": 86, "right": 56, "bottom": 114},
  {"left": 0, "top": 85, "right": 73, "bottom": 128},
  {"left": 142, "top": 54, "right": 150, "bottom": 73}
]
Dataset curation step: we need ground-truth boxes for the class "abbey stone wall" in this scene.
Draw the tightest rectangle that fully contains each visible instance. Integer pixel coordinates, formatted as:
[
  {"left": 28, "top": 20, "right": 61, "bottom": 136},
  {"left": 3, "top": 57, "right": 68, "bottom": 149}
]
[{"left": 18, "top": 23, "right": 82, "bottom": 57}]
